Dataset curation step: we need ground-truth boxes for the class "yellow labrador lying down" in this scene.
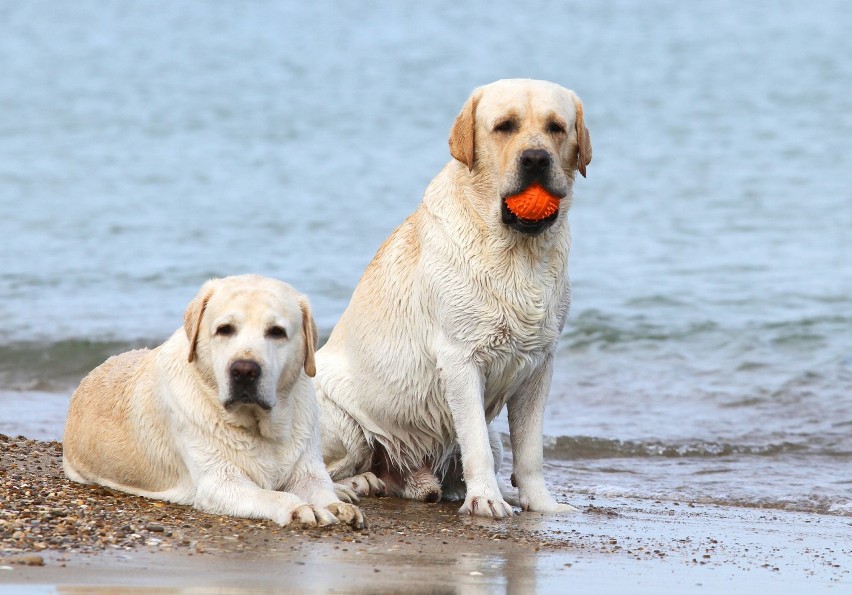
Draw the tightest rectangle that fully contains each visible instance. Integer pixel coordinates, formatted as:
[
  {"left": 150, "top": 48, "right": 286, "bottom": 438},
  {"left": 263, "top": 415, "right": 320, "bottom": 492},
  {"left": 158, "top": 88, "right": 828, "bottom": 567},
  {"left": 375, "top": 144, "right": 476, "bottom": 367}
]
[
  {"left": 316, "top": 79, "right": 592, "bottom": 518},
  {"left": 63, "top": 275, "right": 363, "bottom": 529}
]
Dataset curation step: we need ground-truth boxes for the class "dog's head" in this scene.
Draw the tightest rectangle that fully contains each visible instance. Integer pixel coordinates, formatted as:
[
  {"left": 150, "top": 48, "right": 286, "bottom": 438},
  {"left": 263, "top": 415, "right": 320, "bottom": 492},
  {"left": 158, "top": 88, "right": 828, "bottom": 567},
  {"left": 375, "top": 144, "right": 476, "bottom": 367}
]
[
  {"left": 182, "top": 275, "right": 318, "bottom": 415},
  {"left": 449, "top": 79, "right": 592, "bottom": 236}
]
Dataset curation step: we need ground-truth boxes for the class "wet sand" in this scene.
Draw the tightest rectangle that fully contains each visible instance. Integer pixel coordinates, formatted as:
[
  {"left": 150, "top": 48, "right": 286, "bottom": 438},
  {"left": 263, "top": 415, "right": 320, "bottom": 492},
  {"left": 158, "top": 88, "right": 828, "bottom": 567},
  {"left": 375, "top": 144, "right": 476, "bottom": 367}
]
[{"left": 1, "top": 435, "right": 849, "bottom": 593}]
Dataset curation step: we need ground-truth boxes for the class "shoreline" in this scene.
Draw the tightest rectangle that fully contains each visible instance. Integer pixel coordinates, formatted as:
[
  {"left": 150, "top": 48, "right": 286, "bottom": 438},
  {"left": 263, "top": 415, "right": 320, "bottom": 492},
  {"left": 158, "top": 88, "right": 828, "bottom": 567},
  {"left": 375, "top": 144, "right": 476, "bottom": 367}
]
[{"left": 1, "top": 435, "right": 849, "bottom": 592}]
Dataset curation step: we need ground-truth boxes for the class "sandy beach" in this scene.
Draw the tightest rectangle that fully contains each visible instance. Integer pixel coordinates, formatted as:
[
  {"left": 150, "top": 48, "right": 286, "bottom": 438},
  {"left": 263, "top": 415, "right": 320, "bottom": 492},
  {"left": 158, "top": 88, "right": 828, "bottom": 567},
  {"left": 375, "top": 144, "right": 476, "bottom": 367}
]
[
  {"left": 0, "top": 435, "right": 848, "bottom": 593},
  {"left": 2, "top": 1, "right": 851, "bottom": 593}
]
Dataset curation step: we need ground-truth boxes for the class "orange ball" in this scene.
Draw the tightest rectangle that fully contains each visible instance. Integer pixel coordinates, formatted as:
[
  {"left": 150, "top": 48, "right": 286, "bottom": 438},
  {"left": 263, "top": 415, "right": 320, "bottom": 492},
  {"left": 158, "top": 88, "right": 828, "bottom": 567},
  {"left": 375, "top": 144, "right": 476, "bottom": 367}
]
[{"left": 504, "top": 184, "right": 560, "bottom": 220}]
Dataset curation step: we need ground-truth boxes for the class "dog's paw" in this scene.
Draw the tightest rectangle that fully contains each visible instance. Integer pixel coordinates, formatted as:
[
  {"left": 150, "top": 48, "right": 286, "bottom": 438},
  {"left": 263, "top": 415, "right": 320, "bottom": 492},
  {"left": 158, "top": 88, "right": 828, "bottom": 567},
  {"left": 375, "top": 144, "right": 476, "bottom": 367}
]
[
  {"left": 549, "top": 502, "right": 580, "bottom": 513},
  {"left": 290, "top": 504, "right": 339, "bottom": 527},
  {"left": 341, "top": 472, "right": 386, "bottom": 497},
  {"left": 524, "top": 501, "right": 579, "bottom": 514},
  {"left": 459, "top": 493, "right": 515, "bottom": 518},
  {"left": 327, "top": 502, "right": 365, "bottom": 529},
  {"left": 333, "top": 483, "right": 360, "bottom": 504},
  {"left": 520, "top": 494, "right": 579, "bottom": 514}
]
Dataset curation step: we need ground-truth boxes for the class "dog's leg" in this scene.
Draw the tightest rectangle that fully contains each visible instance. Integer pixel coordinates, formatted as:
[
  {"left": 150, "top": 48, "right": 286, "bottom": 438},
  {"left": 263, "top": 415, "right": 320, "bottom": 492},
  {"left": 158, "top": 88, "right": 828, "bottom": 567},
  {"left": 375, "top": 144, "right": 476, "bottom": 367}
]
[
  {"left": 317, "top": 392, "right": 386, "bottom": 499},
  {"left": 317, "top": 390, "right": 378, "bottom": 482},
  {"left": 442, "top": 426, "right": 507, "bottom": 503},
  {"left": 489, "top": 425, "right": 520, "bottom": 507},
  {"left": 507, "top": 355, "right": 577, "bottom": 513},
  {"left": 439, "top": 354, "right": 514, "bottom": 518},
  {"left": 488, "top": 423, "right": 503, "bottom": 474},
  {"left": 439, "top": 448, "right": 465, "bottom": 501},
  {"left": 287, "top": 429, "right": 365, "bottom": 529},
  {"left": 194, "top": 471, "right": 339, "bottom": 527}
]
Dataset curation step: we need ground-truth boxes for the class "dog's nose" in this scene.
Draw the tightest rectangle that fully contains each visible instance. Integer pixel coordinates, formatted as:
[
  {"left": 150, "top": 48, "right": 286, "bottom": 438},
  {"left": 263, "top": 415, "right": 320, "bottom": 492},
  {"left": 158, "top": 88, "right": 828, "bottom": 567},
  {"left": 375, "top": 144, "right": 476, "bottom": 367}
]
[
  {"left": 520, "top": 149, "right": 551, "bottom": 174},
  {"left": 230, "top": 359, "right": 261, "bottom": 384}
]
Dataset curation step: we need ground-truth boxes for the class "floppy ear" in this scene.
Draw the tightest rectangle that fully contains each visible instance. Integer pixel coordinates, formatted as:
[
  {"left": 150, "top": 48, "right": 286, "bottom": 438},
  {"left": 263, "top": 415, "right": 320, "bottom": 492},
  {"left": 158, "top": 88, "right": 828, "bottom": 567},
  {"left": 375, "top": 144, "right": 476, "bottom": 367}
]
[
  {"left": 184, "top": 282, "right": 215, "bottom": 363},
  {"left": 448, "top": 90, "right": 481, "bottom": 171},
  {"left": 574, "top": 99, "right": 592, "bottom": 178},
  {"left": 299, "top": 298, "right": 318, "bottom": 378}
]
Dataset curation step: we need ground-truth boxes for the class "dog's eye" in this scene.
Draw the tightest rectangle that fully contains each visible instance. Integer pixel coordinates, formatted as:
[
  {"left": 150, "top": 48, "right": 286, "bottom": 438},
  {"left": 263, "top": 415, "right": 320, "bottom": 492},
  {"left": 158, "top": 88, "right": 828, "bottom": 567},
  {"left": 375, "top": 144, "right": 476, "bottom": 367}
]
[
  {"left": 493, "top": 119, "right": 518, "bottom": 134},
  {"left": 547, "top": 121, "right": 566, "bottom": 134},
  {"left": 266, "top": 326, "right": 288, "bottom": 339},
  {"left": 215, "top": 324, "right": 235, "bottom": 337}
]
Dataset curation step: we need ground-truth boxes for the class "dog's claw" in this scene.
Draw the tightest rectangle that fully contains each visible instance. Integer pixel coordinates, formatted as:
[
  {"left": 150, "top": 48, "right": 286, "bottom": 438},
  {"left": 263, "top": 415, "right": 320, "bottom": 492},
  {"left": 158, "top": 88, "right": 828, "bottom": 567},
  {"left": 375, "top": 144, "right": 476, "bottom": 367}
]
[
  {"left": 488, "top": 499, "right": 498, "bottom": 517},
  {"left": 327, "top": 502, "right": 366, "bottom": 530},
  {"left": 290, "top": 504, "right": 318, "bottom": 527},
  {"left": 333, "top": 483, "right": 360, "bottom": 504},
  {"left": 314, "top": 505, "right": 339, "bottom": 527},
  {"left": 289, "top": 504, "right": 338, "bottom": 527},
  {"left": 459, "top": 494, "right": 514, "bottom": 518},
  {"left": 341, "top": 472, "right": 386, "bottom": 497}
]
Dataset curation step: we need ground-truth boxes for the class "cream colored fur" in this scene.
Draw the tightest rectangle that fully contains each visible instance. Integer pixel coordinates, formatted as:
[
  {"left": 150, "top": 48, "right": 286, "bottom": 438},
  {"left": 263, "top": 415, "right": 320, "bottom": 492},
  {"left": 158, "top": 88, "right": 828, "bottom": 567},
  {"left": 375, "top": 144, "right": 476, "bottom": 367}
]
[
  {"left": 316, "top": 79, "right": 592, "bottom": 517},
  {"left": 63, "top": 274, "right": 363, "bottom": 528}
]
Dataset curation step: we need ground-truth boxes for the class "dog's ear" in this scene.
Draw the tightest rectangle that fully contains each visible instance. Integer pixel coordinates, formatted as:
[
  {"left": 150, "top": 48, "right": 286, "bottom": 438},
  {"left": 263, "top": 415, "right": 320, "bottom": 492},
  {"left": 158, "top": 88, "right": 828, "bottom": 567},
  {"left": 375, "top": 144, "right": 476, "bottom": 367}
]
[
  {"left": 574, "top": 99, "right": 592, "bottom": 178},
  {"left": 448, "top": 89, "right": 481, "bottom": 171},
  {"left": 299, "top": 298, "right": 318, "bottom": 378},
  {"left": 184, "top": 281, "right": 215, "bottom": 363}
]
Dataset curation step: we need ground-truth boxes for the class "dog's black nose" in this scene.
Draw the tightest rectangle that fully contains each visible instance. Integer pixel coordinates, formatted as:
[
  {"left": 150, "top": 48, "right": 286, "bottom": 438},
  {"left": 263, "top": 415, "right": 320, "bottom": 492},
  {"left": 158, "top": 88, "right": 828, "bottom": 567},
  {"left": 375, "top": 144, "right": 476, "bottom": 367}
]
[
  {"left": 520, "top": 149, "right": 551, "bottom": 174},
  {"left": 230, "top": 359, "right": 261, "bottom": 384}
]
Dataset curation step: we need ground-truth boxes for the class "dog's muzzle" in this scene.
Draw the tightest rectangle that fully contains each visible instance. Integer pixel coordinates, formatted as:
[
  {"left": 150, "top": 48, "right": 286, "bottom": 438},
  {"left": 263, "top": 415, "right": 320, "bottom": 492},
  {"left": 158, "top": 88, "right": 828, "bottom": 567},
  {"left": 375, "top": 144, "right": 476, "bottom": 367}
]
[
  {"left": 500, "top": 200, "right": 560, "bottom": 236},
  {"left": 224, "top": 359, "right": 271, "bottom": 411},
  {"left": 501, "top": 149, "right": 563, "bottom": 236}
]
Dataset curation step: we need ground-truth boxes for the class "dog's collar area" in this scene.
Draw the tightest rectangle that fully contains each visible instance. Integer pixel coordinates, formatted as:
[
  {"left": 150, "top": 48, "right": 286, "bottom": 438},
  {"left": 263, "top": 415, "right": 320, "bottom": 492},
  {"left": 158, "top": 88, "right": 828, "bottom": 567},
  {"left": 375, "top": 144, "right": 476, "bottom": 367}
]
[{"left": 500, "top": 200, "right": 558, "bottom": 236}]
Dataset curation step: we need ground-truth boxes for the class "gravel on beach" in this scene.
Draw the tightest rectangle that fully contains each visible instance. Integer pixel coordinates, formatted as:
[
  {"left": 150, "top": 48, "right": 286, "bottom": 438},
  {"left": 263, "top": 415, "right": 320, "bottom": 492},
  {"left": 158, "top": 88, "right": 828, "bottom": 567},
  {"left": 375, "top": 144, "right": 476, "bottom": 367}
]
[
  {"left": 2, "top": 433, "right": 849, "bottom": 591},
  {"left": 0, "top": 434, "right": 580, "bottom": 563}
]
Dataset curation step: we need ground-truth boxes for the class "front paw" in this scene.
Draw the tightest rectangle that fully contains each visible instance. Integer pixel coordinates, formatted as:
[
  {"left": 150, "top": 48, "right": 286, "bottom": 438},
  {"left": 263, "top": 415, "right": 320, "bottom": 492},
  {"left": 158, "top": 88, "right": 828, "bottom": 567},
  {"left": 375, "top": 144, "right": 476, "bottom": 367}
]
[
  {"left": 327, "top": 502, "right": 365, "bottom": 529},
  {"left": 340, "top": 472, "right": 386, "bottom": 497},
  {"left": 459, "top": 491, "right": 515, "bottom": 518},
  {"left": 333, "top": 483, "right": 360, "bottom": 504},
  {"left": 520, "top": 494, "right": 579, "bottom": 514},
  {"left": 289, "top": 504, "right": 338, "bottom": 527}
]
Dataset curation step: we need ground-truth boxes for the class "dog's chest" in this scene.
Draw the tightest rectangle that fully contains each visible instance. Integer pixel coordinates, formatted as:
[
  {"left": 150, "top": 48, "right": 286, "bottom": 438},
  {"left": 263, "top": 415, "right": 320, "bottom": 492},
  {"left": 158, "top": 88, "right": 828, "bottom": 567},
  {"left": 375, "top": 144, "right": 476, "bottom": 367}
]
[
  {"left": 218, "top": 431, "right": 295, "bottom": 490},
  {"left": 470, "top": 279, "right": 563, "bottom": 359},
  {"left": 461, "top": 265, "right": 567, "bottom": 406}
]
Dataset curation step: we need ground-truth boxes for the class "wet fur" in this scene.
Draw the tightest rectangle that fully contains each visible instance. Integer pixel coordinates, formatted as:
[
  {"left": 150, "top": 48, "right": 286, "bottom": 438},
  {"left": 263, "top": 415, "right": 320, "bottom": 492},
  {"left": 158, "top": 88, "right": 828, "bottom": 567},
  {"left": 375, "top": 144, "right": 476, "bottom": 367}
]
[
  {"left": 64, "top": 275, "right": 363, "bottom": 528},
  {"left": 316, "top": 80, "right": 592, "bottom": 516}
]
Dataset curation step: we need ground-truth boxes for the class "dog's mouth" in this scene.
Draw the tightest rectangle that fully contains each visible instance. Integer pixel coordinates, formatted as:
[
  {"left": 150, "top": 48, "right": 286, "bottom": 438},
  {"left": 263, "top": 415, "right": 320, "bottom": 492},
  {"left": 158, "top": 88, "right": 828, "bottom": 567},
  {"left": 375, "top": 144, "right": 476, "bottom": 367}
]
[
  {"left": 224, "top": 390, "right": 273, "bottom": 412},
  {"left": 225, "top": 359, "right": 271, "bottom": 411},
  {"left": 500, "top": 195, "right": 561, "bottom": 236}
]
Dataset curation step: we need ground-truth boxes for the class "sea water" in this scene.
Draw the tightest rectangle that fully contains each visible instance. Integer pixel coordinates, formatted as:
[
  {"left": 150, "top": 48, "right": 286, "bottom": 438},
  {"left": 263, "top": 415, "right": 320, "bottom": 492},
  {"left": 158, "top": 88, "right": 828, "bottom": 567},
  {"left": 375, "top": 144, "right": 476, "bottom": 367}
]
[{"left": 1, "top": 0, "right": 850, "bottom": 515}]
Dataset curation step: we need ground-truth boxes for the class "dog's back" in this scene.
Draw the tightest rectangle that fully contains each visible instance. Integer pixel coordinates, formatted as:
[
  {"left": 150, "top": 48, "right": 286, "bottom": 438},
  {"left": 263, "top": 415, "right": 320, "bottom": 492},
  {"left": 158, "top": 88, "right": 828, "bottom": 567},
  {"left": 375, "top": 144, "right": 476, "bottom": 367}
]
[{"left": 63, "top": 348, "right": 184, "bottom": 494}]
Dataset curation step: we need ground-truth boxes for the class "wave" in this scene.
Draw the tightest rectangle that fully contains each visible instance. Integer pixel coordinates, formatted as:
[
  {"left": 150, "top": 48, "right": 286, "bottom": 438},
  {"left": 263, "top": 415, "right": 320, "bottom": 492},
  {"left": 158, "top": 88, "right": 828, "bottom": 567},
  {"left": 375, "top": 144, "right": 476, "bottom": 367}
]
[
  {"left": 561, "top": 309, "right": 720, "bottom": 350},
  {"left": 543, "top": 435, "right": 850, "bottom": 460},
  {"left": 0, "top": 339, "right": 159, "bottom": 392},
  {"left": 566, "top": 484, "right": 852, "bottom": 517},
  {"left": 561, "top": 308, "right": 852, "bottom": 352},
  {"left": 540, "top": 434, "right": 852, "bottom": 517},
  {"left": 0, "top": 332, "right": 338, "bottom": 392}
]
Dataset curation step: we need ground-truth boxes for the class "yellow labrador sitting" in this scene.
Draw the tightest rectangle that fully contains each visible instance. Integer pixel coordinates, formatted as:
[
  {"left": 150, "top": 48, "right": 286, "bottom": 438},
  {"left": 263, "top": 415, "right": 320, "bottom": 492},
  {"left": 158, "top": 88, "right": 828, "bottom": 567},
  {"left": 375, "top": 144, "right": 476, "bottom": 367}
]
[
  {"left": 316, "top": 79, "right": 592, "bottom": 518},
  {"left": 63, "top": 275, "right": 363, "bottom": 529}
]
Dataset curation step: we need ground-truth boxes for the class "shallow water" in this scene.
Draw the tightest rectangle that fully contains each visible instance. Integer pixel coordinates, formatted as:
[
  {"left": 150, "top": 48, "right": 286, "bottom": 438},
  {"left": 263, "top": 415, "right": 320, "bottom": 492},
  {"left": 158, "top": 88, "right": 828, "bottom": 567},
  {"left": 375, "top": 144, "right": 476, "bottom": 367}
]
[{"left": 1, "top": 1, "right": 850, "bottom": 516}]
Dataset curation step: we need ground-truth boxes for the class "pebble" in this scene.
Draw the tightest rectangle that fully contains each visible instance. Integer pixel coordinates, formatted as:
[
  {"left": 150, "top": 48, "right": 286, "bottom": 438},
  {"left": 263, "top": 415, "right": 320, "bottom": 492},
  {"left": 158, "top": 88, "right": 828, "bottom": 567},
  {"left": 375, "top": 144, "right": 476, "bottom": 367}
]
[{"left": 6, "top": 555, "right": 44, "bottom": 566}]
